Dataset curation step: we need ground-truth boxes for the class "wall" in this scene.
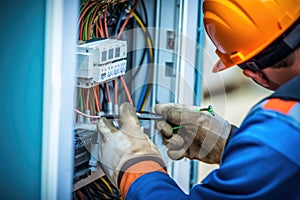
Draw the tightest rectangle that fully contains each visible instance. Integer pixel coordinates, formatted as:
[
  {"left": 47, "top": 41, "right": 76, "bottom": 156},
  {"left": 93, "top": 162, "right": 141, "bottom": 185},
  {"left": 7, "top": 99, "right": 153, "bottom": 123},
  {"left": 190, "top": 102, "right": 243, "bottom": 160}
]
[{"left": 0, "top": 0, "right": 46, "bottom": 198}]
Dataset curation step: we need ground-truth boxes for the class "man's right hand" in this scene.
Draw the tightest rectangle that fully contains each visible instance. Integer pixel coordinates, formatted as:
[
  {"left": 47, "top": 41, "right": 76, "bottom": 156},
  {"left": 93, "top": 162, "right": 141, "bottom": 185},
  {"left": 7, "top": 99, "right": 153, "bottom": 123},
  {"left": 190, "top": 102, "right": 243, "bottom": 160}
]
[{"left": 155, "top": 103, "right": 236, "bottom": 164}]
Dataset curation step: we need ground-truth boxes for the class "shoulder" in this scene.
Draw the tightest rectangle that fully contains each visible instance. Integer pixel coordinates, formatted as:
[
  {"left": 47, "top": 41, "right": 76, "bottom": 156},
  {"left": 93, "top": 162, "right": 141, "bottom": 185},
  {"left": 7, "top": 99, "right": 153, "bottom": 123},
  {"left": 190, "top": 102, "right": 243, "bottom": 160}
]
[{"left": 228, "top": 97, "right": 300, "bottom": 167}]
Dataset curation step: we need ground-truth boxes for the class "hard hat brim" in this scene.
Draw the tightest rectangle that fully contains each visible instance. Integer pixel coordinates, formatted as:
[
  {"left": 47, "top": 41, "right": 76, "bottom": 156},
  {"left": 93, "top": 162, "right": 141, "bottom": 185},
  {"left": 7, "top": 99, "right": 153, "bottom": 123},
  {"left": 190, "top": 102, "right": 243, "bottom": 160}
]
[{"left": 213, "top": 60, "right": 227, "bottom": 73}]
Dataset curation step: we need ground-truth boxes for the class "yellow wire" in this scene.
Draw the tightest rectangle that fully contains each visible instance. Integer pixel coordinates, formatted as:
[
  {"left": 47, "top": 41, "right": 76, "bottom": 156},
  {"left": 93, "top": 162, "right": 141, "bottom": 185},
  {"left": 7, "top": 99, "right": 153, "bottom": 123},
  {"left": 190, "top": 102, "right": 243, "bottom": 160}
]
[
  {"left": 132, "top": 12, "right": 153, "bottom": 60},
  {"left": 132, "top": 12, "right": 154, "bottom": 111},
  {"left": 100, "top": 177, "right": 114, "bottom": 194}
]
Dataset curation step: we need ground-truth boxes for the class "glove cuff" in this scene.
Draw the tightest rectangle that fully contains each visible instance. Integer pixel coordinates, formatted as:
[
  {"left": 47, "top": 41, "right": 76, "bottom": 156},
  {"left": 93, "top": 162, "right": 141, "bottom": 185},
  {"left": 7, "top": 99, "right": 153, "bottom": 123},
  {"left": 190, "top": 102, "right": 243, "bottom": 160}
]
[
  {"left": 224, "top": 124, "right": 238, "bottom": 148},
  {"left": 117, "top": 156, "right": 166, "bottom": 188}
]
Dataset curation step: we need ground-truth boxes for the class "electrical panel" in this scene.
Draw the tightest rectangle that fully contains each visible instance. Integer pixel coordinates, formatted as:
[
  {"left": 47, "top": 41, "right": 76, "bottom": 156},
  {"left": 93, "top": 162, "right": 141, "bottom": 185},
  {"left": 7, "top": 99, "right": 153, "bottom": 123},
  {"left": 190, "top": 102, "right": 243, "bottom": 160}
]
[{"left": 41, "top": 0, "right": 203, "bottom": 199}]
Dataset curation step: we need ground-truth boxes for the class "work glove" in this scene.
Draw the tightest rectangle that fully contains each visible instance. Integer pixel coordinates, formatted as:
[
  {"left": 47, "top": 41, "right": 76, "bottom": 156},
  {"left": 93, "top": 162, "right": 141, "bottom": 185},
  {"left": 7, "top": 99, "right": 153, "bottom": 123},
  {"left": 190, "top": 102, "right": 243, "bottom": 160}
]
[
  {"left": 97, "top": 102, "right": 165, "bottom": 188},
  {"left": 155, "top": 103, "right": 236, "bottom": 164}
]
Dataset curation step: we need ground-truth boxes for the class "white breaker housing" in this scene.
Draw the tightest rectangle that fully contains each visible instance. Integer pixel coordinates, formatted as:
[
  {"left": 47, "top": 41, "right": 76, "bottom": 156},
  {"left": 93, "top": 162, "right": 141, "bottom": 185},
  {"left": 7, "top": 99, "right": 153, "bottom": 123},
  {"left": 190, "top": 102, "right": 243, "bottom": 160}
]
[{"left": 76, "top": 39, "right": 127, "bottom": 88}]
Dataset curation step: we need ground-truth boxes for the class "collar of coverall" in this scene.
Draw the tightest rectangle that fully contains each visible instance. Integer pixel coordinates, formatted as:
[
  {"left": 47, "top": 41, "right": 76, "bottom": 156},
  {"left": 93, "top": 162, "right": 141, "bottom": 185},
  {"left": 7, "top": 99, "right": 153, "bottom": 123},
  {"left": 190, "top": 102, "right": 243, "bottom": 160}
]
[{"left": 270, "top": 75, "right": 300, "bottom": 101}]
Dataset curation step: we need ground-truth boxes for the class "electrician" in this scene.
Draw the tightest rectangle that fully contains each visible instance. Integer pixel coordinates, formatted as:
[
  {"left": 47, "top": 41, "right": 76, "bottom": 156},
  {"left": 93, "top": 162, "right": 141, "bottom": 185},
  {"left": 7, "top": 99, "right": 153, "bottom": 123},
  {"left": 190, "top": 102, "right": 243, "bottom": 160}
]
[{"left": 97, "top": 0, "right": 300, "bottom": 199}]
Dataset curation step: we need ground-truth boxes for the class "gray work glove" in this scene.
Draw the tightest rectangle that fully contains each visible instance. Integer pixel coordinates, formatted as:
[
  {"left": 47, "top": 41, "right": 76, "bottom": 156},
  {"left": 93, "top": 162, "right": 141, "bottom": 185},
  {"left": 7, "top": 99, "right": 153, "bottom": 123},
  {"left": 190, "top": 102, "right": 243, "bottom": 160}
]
[
  {"left": 97, "top": 102, "right": 165, "bottom": 187},
  {"left": 155, "top": 103, "right": 235, "bottom": 164}
]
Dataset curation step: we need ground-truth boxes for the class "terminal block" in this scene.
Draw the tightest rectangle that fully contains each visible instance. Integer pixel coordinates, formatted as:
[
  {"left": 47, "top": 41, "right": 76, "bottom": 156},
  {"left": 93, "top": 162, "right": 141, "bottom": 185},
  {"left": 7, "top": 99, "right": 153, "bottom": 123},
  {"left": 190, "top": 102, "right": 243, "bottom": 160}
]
[
  {"left": 73, "top": 124, "right": 99, "bottom": 184},
  {"left": 76, "top": 39, "right": 127, "bottom": 88}
]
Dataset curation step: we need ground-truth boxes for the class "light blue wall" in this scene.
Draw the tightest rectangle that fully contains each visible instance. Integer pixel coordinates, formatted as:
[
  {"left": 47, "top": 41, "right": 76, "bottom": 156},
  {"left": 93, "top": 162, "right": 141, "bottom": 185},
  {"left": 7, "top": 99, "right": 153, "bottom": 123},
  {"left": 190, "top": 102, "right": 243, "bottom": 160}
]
[{"left": 0, "top": 0, "right": 45, "bottom": 198}]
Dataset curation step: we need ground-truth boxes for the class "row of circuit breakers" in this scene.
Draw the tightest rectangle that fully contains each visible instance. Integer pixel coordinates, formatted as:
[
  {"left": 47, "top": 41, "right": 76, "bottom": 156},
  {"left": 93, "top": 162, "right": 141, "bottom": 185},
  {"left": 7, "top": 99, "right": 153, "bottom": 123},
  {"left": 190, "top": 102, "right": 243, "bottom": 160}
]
[
  {"left": 74, "top": 39, "right": 127, "bottom": 189},
  {"left": 76, "top": 39, "right": 127, "bottom": 88}
]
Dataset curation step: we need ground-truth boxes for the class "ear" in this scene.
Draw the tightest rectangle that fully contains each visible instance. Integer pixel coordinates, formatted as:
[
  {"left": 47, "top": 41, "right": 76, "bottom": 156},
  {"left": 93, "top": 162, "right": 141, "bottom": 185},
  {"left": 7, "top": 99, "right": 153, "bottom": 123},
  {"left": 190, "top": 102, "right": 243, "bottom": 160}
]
[{"left": 243, "top": 69, "right": 269, "bottom": 88}]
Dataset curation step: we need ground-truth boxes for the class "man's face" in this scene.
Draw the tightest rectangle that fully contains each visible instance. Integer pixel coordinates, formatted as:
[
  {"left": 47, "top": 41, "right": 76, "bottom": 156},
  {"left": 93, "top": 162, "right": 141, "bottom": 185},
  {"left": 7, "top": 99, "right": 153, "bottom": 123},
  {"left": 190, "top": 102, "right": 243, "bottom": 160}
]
[
  {"left": 242, "top": 67, "right": 298, "bottom": 91},
  {"left": 242, "top": 49, "right": 300, "bottom": 90}
]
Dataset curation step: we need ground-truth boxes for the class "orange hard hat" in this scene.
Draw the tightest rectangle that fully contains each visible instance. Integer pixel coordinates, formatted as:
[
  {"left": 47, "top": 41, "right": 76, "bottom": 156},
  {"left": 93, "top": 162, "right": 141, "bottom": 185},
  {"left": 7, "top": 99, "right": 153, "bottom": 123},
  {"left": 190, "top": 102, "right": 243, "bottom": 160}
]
[{"left": 203, "top": 0, "right": 300, "bottom": 72}]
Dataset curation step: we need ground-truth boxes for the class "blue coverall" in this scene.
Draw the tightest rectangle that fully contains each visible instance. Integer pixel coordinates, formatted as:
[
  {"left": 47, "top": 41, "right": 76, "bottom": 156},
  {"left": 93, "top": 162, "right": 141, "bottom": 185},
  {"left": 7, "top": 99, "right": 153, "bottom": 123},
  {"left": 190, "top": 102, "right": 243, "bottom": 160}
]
[{"left": 125, "top": 75, "right": 300, "bottom": 199}]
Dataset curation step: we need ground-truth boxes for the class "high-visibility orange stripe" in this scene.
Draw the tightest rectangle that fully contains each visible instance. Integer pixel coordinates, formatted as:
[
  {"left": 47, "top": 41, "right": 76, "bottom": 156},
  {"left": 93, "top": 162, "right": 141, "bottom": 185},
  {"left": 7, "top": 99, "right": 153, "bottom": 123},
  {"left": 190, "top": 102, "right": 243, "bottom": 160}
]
[
  {"left": 119, "top": 161, "right": 167, "bottom": 199},
  {"left": 263, "top": 98, "right": 297, "bottom": 114}
]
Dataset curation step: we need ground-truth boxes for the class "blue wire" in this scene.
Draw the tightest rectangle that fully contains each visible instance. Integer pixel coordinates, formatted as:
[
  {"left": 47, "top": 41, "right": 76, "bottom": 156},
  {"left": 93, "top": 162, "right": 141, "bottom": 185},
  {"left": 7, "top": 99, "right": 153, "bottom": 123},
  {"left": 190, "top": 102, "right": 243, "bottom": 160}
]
[
  {"left": 115, "top": 8, "right": 125, "bottom": 36},
  {"left": 136, "top": 48, "right": 151, "bottom": 111}
]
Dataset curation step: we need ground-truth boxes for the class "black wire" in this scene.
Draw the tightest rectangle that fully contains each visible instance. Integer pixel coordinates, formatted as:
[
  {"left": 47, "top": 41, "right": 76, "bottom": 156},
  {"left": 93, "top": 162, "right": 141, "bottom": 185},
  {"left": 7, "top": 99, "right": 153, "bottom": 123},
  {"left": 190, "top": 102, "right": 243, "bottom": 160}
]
[
  {"left": 140, "top": 0, "right": 148, "bottom": 27},
  {"left": 138, "top": 110, "right": 157, "bottom": 115},
  {"left": 100, "top": 84, "right": 108, "bottom": 112},
  {"left": 73, "top": 191, "right": 79, "bottom": 200},
  {"left": 89, "top": 182, "right": 120, "bottom": 200},
  {"left": 106, "top": 3, "right": 122, "bottom": 26},
  {"left": 128, "top": 10, "right": 154, "bottom": 82},
  {"left": 86, "top": 185, "right": 104, "bottom": 200},
  {"left": 89, "top": 183, "right": 108, "bottom": 198},
  {"left": 133, "top": 10, "right": 149, "bottom": 68},
  {"left": 84, "top": 186, "right": 95, "bottom": 200}
]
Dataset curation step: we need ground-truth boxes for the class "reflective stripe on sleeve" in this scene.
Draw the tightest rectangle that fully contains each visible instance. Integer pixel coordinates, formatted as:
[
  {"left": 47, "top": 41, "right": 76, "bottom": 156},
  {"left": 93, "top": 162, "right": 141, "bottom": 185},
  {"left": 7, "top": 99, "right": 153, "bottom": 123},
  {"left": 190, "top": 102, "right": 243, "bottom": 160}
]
[
  {"left": 119, "top": 161, "right": 167, "bottom": 199},
  {"left": 263, "top": 98, "right": 297, "bottom": 114}
]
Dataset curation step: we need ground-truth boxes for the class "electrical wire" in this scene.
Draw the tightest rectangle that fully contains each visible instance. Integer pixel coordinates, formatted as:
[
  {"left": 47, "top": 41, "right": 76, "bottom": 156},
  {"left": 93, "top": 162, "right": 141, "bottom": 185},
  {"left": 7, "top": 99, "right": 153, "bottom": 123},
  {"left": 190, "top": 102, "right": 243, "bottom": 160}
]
[
  {"left": 119, "top": 76, "right": 133, "bottom": 104},
  {"left": 113, "top": 79, "right": 118, "bottom": 105},
  {"left": 98, "top": 12, "right": 105, "bottom": 38},
  {"left": 90, "top": 4, "right": 102, "bottom": 39},
  {"left": 100, "top": 177, "right": 114, "bottom": 194},
  {"left": 79, "top": 1, "right": 98, "bottom": 40},
  {"left": 106, "top": 3, "right": 121, "bottom": 26},
  {"left": 84, "top": 186, "right": 95, "bottom": 200},
  {"left": 140, "top": 0, "right": 148, "bottom": 26},
  {"left": 103, "top": 9, "right": 109, "bottom": 38},
  {"left": 77, "top": 190, "right": 84, "bottom": 200},
  {"left": 86, "top": 88, "right": 90, "bottom": 111},
  {"left": 89, "top": 89, "right": 96, "bottom": 115},
  {"left": 74, "top": 109, "right": 101, "bottom": 119},
  {"left": 105, "top": 83, "right": 111, "bottom": 102},
  {"left": 117, "top": 0, "right": 138, "bottom": 39},
  {"left": 114, "top": 7, "right": 126, "bottom": 36},
  {"left": 93, "top": 87, "right": 101, "bottom": 113},
  {"left": 132, "top": 11, "right": 154, "bottom": 111}
]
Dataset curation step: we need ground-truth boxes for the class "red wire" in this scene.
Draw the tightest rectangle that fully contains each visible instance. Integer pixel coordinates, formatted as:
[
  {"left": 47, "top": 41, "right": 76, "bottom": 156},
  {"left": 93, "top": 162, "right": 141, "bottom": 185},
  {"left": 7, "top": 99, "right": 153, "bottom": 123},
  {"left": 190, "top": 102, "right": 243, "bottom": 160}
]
[
  {"left": 78, "top": 2, "right": 96, "bottom": 40},
  {"left": 74, "top": 109, "right": 101, "bottom": 119},
  {"left": 93, "top": 87, "right": 100, "bottom": 112},
  {"left": 117, "top": 0, "right": 138, "bottom": 39},
  {"left": 99, "top": 13, "right": 105, "bottom": 38},
  {"left": 95, "top": 22, "right": 99, "bottom": 38},
  {"left": 78, "top": 2, "right": 96, "bottom": 26},
  {"left": 120, "top": 76, "right": 133, "bottom": 104},
  {"left": 79, "top": 18, "right": 85, "bottom": 40},
  {"left": 88, "top": 5, "right": 100, "bottom": 39},
  {"left": 114, "top": 79, "right": 118, "bottom": 105},
  {"left": 105, "top": 82, "right": 111, "bottom": 102},
  {"left": 77, "top": 190, "right": 84, "bottom": 200},
  {"left": 103, "top": 9, "right": 109, "bottom": 38}
]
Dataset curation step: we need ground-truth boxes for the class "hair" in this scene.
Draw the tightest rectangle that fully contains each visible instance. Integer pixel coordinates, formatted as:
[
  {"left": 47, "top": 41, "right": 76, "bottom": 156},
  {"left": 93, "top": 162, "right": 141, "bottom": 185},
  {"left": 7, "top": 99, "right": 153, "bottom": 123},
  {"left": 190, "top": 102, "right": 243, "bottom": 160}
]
[{"left": 271, "top": 46, "right": 300, "bottom": 69}]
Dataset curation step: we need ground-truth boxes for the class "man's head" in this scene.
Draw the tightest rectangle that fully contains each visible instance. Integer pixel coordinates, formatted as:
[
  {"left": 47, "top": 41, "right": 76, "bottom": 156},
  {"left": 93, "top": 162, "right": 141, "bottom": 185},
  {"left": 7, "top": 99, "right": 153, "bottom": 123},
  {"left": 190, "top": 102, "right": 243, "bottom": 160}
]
[{"left": 203, "top": 0, "right": 300, "bottom": 90}]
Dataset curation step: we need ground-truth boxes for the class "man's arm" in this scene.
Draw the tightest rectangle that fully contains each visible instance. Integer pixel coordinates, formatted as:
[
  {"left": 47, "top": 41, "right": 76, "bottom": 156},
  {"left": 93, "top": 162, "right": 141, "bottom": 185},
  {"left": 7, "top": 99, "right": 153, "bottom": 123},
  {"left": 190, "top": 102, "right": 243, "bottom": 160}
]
[{"left": 122, "top": 115, "right": 300, "bottom": 199}]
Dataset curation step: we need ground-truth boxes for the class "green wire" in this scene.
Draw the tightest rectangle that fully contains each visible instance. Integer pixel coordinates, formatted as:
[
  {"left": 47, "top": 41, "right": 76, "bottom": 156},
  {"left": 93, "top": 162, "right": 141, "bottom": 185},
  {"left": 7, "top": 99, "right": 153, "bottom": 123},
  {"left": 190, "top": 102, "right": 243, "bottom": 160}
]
[
  {"left": 89, "top": 90, "right": 96, "bottom": 115},
  {"left": 78, "top": 88, "right": 84, "bottom": 111}
]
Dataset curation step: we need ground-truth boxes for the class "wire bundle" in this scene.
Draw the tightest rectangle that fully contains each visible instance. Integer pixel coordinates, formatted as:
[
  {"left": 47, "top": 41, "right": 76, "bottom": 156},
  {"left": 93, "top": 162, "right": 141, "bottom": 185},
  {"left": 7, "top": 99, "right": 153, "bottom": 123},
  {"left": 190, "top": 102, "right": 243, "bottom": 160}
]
[
  {"left": 77, "top": 0, "right": 154, "bottom": 112},
  {"left": 76, "top": 87, "right": 101, "bottom": 118},
  {"left": 73, "top": 176, "right": 121, "bottom": 200},
  {"left": 78, "top": 0, "right": 129, "bottom": 41}
]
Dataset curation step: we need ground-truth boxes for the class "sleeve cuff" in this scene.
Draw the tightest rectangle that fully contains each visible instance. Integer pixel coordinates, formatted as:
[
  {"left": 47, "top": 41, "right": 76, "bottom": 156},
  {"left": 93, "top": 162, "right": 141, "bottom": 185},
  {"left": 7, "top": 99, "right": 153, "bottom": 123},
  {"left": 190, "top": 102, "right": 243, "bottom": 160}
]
[{"left": 119, "top": 159, "right": 167, "bottom": 198}]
